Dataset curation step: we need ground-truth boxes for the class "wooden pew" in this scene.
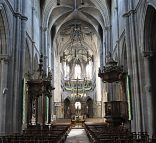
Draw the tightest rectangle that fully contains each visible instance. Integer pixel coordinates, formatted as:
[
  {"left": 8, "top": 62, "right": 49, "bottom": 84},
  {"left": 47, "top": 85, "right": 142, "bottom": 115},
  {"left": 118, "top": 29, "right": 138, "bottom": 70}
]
[
  {"left": 0, "top": 124, "right": 71, "bottom": 143},
  {"left": 84, "top": 123, "right": 151, "bottom": 143}
]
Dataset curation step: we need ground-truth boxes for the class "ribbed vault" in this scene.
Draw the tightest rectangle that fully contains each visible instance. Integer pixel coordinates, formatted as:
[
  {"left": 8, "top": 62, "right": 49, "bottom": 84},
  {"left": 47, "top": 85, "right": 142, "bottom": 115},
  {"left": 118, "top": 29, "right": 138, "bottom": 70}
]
[{"left": 41, "top": 0, "right": 109, "bottom": 66}]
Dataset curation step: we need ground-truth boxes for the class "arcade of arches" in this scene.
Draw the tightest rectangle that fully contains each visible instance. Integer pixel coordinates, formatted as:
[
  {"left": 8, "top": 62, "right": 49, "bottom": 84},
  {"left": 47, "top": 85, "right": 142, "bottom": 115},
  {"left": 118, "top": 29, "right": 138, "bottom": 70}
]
[{"left": 0, "top": 0, "right": 156, "bottom": 141}]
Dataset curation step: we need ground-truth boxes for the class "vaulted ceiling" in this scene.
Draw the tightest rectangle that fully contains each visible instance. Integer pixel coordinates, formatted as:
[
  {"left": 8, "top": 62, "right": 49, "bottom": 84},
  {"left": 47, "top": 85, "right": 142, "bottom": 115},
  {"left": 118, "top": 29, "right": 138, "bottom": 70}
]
[{"left": 42, "top": 0, "right": 109, "bottom": 64}]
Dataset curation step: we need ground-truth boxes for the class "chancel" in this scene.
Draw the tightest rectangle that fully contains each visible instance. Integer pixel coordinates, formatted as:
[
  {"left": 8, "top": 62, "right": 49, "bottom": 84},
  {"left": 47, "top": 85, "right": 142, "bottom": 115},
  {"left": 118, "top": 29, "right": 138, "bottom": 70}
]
[{"left": 0, "top": 0, "right": 156, "bottom": 143}]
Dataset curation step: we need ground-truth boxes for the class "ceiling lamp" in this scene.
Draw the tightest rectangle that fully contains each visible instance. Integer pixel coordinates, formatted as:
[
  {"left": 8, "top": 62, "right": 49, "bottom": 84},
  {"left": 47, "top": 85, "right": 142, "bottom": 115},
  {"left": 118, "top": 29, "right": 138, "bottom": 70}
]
[
  {"left": 81, "top": 0, "right": 84, "bottom": 5},
  {"left": 60, "top": 24, "right": 93, "bottom": 63},
  {"left": 57, "top": 0, "right": 60, "bottom": 5}
]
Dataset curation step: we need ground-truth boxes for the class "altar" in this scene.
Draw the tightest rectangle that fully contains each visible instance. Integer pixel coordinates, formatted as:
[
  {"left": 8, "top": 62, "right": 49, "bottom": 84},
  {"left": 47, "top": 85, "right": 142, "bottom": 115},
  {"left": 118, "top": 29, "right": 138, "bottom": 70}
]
[{"left": 71, "top": 115, "right": 85, "bottom": 127}]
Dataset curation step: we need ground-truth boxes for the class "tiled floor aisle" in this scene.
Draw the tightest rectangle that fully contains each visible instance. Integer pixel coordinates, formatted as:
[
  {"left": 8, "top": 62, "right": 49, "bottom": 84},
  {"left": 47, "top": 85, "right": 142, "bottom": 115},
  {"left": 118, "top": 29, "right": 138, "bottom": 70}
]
[{"left": 65, "top": 128, "right": 91, "bottom": 143}]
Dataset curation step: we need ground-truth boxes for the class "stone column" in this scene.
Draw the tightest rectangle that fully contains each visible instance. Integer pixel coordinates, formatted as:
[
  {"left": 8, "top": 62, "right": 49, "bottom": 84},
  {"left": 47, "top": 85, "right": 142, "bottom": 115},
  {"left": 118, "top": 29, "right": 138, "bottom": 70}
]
[
  {"left": 41, "top": 27, "right": 48, "bottom": 71},
  {"left": 143, "top": 53, "right": 153, "bottom": 136},
  {"left": 123, "top": 0, "right": 143, "bottom": 132},
  {"left": 103, "top": 26, "right": 112, "bottom": 103},
  {"left": 11, "top": 0, "right": 28, "bottom": 133},
  {"left": 119, "top": 75, "right": 127, "bottom": 101},
  {"left": 0, "top": 56, "right": 8, "bottom": 134},
  {"left": 100, "top": 44, "right": 103, "bottom": 67},
  {"left": 27, "top": 93, "right": 31, "bottom": 125},
  {"left": 12, "top": 7, "right": 22, "bottom": 133},
  {"left": 51, "top": 90, "right": 54, "bottom": 119},
  {"left": 102, "top": 27, "right": 106, "bottom": 66},
  {"left": 104, "top": 25, "right": 112, "bottom": 54},
  {"left": 70, "top": 101, "right": 75, "bottom": 117},
  {"left": 48, "top": 96, "right": 51, "bottom": 124},
  {"left": 32, "top": 5, "right": 35, "bottom": 72},
  {"left": 42, "top": 94, "right": 45, "bottom": 125},
  {"left": 20, "top": 0, "right": 28, "bottom": 127},
  {"left": 63, "top": 61, "right": 66, "bottom": 77},
  {"left": 35, "top": 97, "right": 38, "bottom": 125}
]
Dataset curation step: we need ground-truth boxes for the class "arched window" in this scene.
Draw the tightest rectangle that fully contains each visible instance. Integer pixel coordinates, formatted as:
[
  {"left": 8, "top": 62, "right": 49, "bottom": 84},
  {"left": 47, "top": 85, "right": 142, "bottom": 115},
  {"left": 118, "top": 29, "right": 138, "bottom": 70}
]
[
  {"left": 0, "top": 13, "right": 7, "bottom": 55},
  {"left": 75, "top": 64, "right": 81, "bottom": 79},
  {"left": 0, "top": 9, "right": 9, "bottom": 132},
  {"left": 0, "top": 11, "right": 8, "bottom": 91},
  {"left": 75, "top": 102, "right": 81, "bottom": 110},
  {"left": 86, "top": 62, "right": 92, "bottom": 79},
  {"left": 64, "top": 64, "right": 70, "bottom": 80}
]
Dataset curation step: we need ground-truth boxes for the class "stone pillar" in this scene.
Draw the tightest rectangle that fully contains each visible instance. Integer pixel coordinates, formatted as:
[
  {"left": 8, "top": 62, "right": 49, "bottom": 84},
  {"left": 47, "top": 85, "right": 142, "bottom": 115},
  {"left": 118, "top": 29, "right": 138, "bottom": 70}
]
[
  {"left": 37, "top": 96, "right": 42, "bottom": 124},
  {"left": 63, "top": 61, "right": 66, "bottom": 77},
  {"left": 27, "top": 91, "right": 33, "bottom": 125},
  {"left": 123, "top": 0, "right": 143, "bottom": 132},
  {"left": 48, "top": 96, "right": 51, "bottom": 124},
  {"left": 51, "top": 91, "right": 54, "bottom": 119},
  {"left": 103, "top": 26, "right": 112, "bottom": 104},
  {"left": 96, "top": 101, "right": 102, "bottom": 118},
  {"left": 81, "top": 101, "right": 84, "bottom": 116},
  {"left": 32, "top": 5, "right": 35, "bottom": 72},
  {"left": 12, "top": 0, "right": 28, "bottom": 133},
  {"left": 0, "top": 56, "right": 8, "bottom": 134},
  {"left": 12, "top": 9, "right": 22, "bottom": 133},
  {"left": 119, "top": 75, "right": 127, "bottom": 101},
  {"left": 42, "top": 94, "right": 45, "bottom": 125},
  {"left": 100, "top": 44, "right": 103, "bottom": 67},
  {"left": 104, "top": 26, "right": 112, "bottom": 55},
  {"left": 143, "top": 53, "right": 153, "bottom": 136},
  {"left": 35, "top": 97, "right": 38, "bottom": 125},
  {"left": 102, "top": 28, "right": 106, "bottom": 66},
  {"left": 41, "top": 27, "right": 48, "bottom": 71},
  {"left": 70, "top": 101, "right": 75, "bottom": 117}
]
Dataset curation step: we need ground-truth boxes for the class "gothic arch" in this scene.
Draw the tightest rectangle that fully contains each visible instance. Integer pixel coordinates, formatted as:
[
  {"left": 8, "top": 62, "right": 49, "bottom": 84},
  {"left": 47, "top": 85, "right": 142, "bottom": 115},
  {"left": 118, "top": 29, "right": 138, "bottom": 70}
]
[
  {"left": 0, "top": 4, "right": 10, "bottom": 133},
  {"left": 85, "top": 96, "right": 93, "bottom": 102},
  {"left": 0, "top": 12, "right": 7, "bottom": 55},
  {"left": 144, "top": 6, "right": 156, "bottom": 52},
  {"left": 64, "top": 98, "right": 71, "bottom": 119},
  {"left": 139, "top": 1, "right": 156, "bottom": 53},
  {"left": 24, "top": 40, "right": 31, "bottom": 74},
  {"left": 120, "top": 38, "right": 128, "bottom": 72},
  {"left": 143, "top": 5, "right": 156, "bottom": 136},
  {"left": 137, "top": 2, "right": 156, "bottom": 135},
  {"left": 85, "top": 97, "right": 93, "bottom": 118},
  {"left": 0, "top": 4, "right": 10, "bottom": 55}
]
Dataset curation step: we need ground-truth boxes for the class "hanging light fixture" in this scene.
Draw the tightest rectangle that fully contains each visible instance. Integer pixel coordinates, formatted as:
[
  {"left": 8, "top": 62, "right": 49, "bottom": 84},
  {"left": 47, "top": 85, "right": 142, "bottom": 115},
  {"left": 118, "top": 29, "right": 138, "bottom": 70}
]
[
  {"left": 60, "top": 24, "right": 93, "bottom": 65},
  {"left": 81, "top": 0, "right": 84, "bottom": 5},
  {"left": 57, "top": 0, "right": 60, "bottom": 5}
]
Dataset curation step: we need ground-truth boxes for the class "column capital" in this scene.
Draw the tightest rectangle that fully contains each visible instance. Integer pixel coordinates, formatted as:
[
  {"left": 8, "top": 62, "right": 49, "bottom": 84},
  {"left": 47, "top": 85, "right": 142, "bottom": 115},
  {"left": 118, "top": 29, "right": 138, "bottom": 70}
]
[
  {"left": 0, "top": 55, "right": 9, "bottom": 63},
  {"left": 145, "top": 84, "right": 152, "bottom": 93},
  {"left": 40, "top": 26, "right": 48, "bottom": 32},
  {"left": 143, "top": 51, "right": 156, "bottom": 58},
  {"left": 105, "top": 25, "right": 112, "bottom": 31}
]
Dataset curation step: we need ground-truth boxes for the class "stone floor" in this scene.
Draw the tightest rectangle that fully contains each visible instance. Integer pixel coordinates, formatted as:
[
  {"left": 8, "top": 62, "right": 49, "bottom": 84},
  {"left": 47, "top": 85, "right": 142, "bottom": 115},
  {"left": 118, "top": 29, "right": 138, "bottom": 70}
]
[{"left": 65, "top": 128, "right": 91, "bottom": 143}]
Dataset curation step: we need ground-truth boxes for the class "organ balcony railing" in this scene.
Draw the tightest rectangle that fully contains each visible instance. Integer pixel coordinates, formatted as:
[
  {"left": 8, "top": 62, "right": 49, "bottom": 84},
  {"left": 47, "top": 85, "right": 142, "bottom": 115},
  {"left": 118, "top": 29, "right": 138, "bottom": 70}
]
[{"left": 63, "top": 78, "right": 92, "bottom": 91}]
